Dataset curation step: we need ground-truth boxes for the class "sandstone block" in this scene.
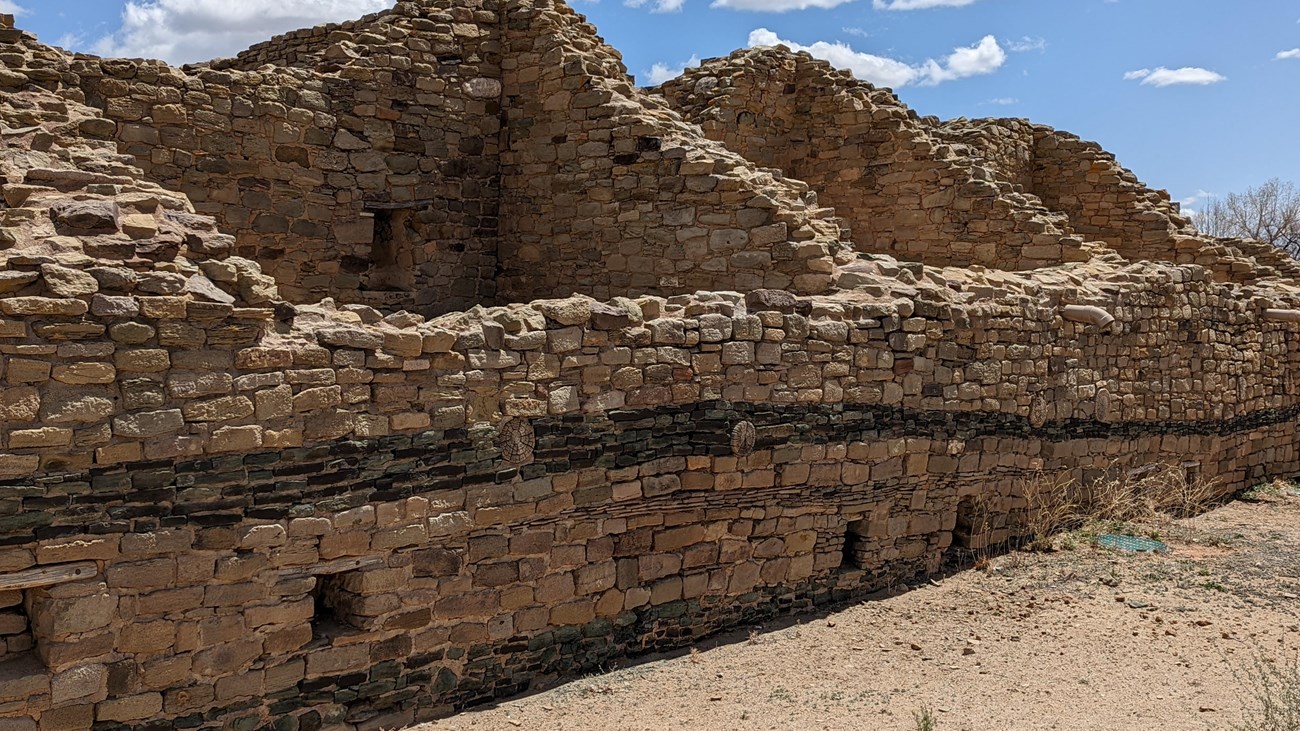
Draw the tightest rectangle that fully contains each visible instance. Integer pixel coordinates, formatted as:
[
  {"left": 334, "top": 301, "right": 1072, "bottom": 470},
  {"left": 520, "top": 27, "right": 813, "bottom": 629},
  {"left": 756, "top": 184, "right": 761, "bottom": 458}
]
[
  {"left": 383, "top": 330, "right": 423, "bottom": 356},
  {"left": 167, "top": 371, "right": 232, "bottom": 398},
  {"left": 7, "top": 358, "right": 51, "bottom": 383},
  {"left": 30, "top": 592, "right": 116, "bottom": 637},
  {"left": 8, "top": 427, "right": 73, "bottom": 448},
  {"left": 49, "top": 200, "right": 119, "bottom": 234},
  {"left": 182, "top": 395, "right": 254, "bottom": 422},
  {"left": 108, "top": 321, "right": 153, "bottom": 344},
  {"left": 317, "top": 326, "right": 381, "bottom": 350},
  {"left": 36, "top": 536, "right": 118, "bottom": 564},
  {"left": 41, "top": 391, "right": 114, "bottom": 424},
  {"left": 33, "top": 704, "right": 92, "bottom": 731},
  {"left": 51, "top": 663, "right": 107, "bottom": 704},
  {"left": 292, "top": 385, "right": 342, "bottom": 412},
  {"left": 96, "top": 693, "right": 163, "bottom": 722},
  {"left": 210, "top": 425, "right": 263, "bottom": 452},
  {"left": 0, "top": 297, "right": 88, "bottom": 317},
  {"left": 112, "top": 409, "right": 183, "bottom": 438},
  {"left": 536, "top": 297, "right": 592, "bottom": 326},
  {"left": 254, "top": 385, "right": 293, "bottom": 419},
  {"left": 235, "top": 347, "right": 293, "bottom": 369},
  {"left": 0, "top": 271, "right": 37, "bottom": 294},
  {"left": 114, "top": 349, "right": 170, "bottom": 373},
  {"left": 40, "top": 264, "right": 99, "bottom": 297},
  {"left": 120, "top": 214, "right": 159, "bottom": 239},
  {"left": 138, "top": 297, "right": 188, "bottom": 319},
  {"left": 96, "top": 441, "right": 143, "bottom": 464},
  {"left": 52, "top": 362, "right": 115, "bottom": 385}
]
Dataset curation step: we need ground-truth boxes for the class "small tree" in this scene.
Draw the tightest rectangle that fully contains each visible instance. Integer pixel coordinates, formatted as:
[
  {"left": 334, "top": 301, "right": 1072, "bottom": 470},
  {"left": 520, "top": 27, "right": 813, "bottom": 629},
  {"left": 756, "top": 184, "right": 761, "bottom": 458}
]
[{"left": 1194, "top": 178, "right": 1300, "bottom": 259}]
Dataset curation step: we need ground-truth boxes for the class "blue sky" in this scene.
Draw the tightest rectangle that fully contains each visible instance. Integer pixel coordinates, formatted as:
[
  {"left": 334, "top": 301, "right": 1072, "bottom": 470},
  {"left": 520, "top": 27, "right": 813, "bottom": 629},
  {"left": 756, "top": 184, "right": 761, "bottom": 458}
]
[{"left": 9, "top": 0, "right": 1299, "bottom": 213}]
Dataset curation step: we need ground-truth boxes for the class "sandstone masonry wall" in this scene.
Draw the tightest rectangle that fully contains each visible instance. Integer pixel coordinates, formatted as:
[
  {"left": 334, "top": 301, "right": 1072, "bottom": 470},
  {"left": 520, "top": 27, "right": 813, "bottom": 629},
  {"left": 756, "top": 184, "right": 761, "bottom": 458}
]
[
  {"left": 0, "top": 270, "right": 1298, "bottom": 728},
  {"left": 937, "top": 117, "right": 1300, "bottom": 283},
  {"left": 494, "top": 0, "right": 848, "bottom": 303},
  {"left": 23, "top": 0, "right": 851, "bottom": 316},
  {"left": 0, "top": 2, "right": 1298, "bottom": 730},
  {"left": 656, "top": 51, "right": 1088, "bottom": 271},
  {"left": 59, "top": 6, "right": 503, "bottom": 315}
]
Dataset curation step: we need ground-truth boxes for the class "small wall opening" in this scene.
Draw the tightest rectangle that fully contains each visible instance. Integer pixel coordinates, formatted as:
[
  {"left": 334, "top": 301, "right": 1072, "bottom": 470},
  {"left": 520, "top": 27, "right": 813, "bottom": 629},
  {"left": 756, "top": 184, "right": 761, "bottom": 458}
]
[
  {"left": 362, "top": 208, "right": 415, "bottom": 293},
  {"left": 841, "top": 520, "right": 868, "bottom": 570},
  {"left": 0, "top": 590, "right": 33, "bottom": 662},
  {"left": 311, "top": 571, "right": 363, "bottom": 639},
  {"left": 370, "top": 210, "right": 400, "bottom": 269},
  {"left": 952, "top": 494, "right": 1004, "bottom": 553}
]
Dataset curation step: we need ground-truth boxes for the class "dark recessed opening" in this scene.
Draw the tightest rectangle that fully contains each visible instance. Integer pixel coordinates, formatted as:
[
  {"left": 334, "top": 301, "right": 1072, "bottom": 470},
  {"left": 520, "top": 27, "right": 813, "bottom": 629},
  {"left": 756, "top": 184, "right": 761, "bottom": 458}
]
[
  {"left": 841, "top": 520, "right": 867, "bottom": 570},
  {"left": 310, "top": 571, "right": 362, "bottom": 639},
  {"left": 947, "top": 494, "right": 1016, "bottom": 569},
  {"left": 360, "top": 206, "right": 420, "bottom": 293},
  {"left": 952, "top": 496, "right": 988, "bottom": 551},
  {"left": 370, "top": 210, "right": 400, "bottom": 268},
  {"left": 0, "top": 591, "right": 34, "bottom": 661}
]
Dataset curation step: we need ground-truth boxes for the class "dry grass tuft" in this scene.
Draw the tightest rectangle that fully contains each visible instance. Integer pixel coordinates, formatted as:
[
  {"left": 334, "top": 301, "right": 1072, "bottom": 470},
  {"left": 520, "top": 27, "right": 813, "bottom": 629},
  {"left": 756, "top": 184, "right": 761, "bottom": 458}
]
[
  {"left": 1083, "top": 461, "right": 1220, "bottom": 522},
  {"left": 964, "top": 462, "right": 1225, "bottom": 555},
  {"left": 913, "top": 704, "right": 939, "bottom": 731},
  {"left": 1234, "top": 651, "right": 1300, "bottom": 731},
  {"left": 1017, "top": 471, "right": 1083, "bottom": 550}
]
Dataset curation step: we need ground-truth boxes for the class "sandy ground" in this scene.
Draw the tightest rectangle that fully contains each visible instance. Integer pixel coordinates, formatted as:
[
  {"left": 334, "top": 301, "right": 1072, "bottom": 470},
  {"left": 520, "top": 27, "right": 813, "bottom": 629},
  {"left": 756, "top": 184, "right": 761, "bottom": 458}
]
[{"left": 413, "top": 487, "right": 1300, "bottom": 731}]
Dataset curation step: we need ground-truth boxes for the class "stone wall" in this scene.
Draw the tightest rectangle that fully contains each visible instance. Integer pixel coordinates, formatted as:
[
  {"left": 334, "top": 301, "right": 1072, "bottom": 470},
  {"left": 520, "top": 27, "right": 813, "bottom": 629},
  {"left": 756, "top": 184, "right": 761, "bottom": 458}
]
[
  {"left": 57, "top": 5, "right": 502, "bottom": 315},
  {"left": 656, "top": 50, "right": 1088, "bottom": 271},
  {"left": 0, "top": 271, "right": 1298, "bottom": 728},
  {"left": 0, "top": 1, "right": 1299, "bottom": 730},
  {"left": 936, "top": 117, "right": 1300, "bottom": 283},
  {"left": 495, "top": 0, "right": 848, "bottom": 303},
  {"left": 18, "top": 0, "right": 851, "bottom": 316}
]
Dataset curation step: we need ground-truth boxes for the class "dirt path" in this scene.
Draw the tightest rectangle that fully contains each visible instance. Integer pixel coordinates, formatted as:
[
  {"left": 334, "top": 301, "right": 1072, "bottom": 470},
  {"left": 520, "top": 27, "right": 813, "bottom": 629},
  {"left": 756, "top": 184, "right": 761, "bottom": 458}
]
[{"left": 414, "top": 488, "right": 1300, "bottom": 731}]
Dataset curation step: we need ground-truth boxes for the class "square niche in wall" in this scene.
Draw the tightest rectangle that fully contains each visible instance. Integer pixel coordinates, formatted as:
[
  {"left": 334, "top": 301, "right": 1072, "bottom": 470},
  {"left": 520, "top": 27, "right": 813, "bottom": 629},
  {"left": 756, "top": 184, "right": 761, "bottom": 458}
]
[
  {"left": 361, "top": 206, "right": 420, "bottom": 293},
  {"left": 0, "top": 589, "right": 33, "bottom": 660},
  {"left": 310, "top": 570, "right": 365, "bottom": 639}
]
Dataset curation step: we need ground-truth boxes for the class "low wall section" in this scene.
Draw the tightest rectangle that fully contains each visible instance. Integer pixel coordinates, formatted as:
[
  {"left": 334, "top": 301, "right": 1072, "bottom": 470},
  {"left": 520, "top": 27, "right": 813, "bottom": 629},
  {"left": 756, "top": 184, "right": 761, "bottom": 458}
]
[{"left": 1, "top": 269, "right": 1299, "bottom": 729}]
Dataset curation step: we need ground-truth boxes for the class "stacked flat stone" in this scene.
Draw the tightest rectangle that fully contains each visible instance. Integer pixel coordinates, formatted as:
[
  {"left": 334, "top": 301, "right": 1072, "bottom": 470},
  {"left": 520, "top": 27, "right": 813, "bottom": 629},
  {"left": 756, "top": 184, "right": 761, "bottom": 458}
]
[
  {"left": 654, "top": 49, "right": 1089, "bottom": 271},
  {"left": 0, "top": 1, "right": 1295, "bottom": 730}
]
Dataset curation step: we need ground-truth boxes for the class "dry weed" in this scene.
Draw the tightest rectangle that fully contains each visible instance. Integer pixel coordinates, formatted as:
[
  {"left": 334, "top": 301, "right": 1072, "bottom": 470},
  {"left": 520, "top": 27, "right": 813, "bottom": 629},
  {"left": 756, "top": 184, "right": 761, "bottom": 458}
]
[
  {"left": 1017, "top": 471, "right": 1083, "bottom": 549},
  {"left": 913, "top": 704, "right": 939, "bottom": 731},
  {"left": 1083, "top": 461, "right": 1220, "bottom": 523},
  {"left": 955, "top": 492, "right": 999, "bottom": 567},
  {"left": 955, "top": 461, "right": 1221, "bottom": 562},
  {"left": 1233, "top": 651, "right": 1300, "bottom": 731}
]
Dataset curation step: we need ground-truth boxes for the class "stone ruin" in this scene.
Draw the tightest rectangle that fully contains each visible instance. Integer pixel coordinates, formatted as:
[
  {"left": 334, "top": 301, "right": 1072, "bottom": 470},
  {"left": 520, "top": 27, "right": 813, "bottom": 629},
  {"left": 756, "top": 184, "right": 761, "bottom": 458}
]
[{"left": 0, "top": 0, "right": 1296, "bottom": 728}]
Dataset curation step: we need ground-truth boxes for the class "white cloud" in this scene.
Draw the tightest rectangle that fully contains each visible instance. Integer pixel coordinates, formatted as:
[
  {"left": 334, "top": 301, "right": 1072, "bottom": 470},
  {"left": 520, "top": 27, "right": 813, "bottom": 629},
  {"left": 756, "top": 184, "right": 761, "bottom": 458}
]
[
  {"left": 1006, "top": 36, "right": 1046, "bottom": 53},
  {"left": 1124, "top": 66, "right": 1226, "bottom": 87},
  {"left": 872, "top": 0, "right": 978, "bottom": 9},
  {"left": 1277, "top": 48, "right": 1300, "bottom": 60},
  {"left": 626, "top": 0, "right": 687, "bottom": 11},
  {"left": 747, "top": 28, "right": 1005, "bottom": 88},
  {"left": 918, "top": 34, "right": 1005, "bottom": 84},
  {"left": 1180, "top": 190, "right": 1217, "bottom": 221},
  {"left": 0, "top": 1, "right": 26, "bottom": 16},
  {"left": 712, "top": 0, "right": 854, "bottom": 9},
  {"left": 644, "top": 55, "right": 701, "bottom": 85},
  {"left": 1180, "top": 190, "right": 1215, "bottom": 208},
  {"left": 748, "top": 28, "right": 917, "bottom": 87},
  {"left": 987, "top": 97, "right": 1018, "bottom": 105},
  {"left": 92, "top": 0, "right": 395, "bottom": 65},
  {"left": 55, "top": 33, "right": 85, "bottom": 50}
]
